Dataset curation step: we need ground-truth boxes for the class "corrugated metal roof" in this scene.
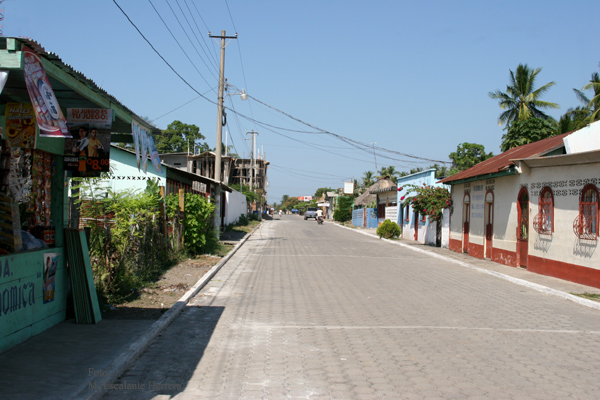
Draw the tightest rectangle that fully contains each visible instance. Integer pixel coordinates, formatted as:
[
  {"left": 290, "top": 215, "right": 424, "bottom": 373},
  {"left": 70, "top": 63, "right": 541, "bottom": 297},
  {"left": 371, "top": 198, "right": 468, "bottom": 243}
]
[
  {"left": 1, "top": 37, "right": 160, "bottom": 135},
  {"left": 440, "top": 132, "right": 572, "bottom": 184}
]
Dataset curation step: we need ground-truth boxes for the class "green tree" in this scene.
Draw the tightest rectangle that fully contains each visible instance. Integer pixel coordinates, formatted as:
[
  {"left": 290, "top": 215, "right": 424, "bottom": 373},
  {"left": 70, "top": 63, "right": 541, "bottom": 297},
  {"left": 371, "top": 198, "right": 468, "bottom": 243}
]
[
  {"left": 501, "top": 118, "right": 557, "bottom": 152},
  {"left": 449, "top": 143, "right": 494, "bottom": 172},
  {"left": 489, "top": 64, "right": 559, "bottom": 127},
  {"left": 361, "top": 171, "right": 375, "bottom": 189},
  {"left": 378, "top": 166, "right": 399, "bottom": 184},
  {"left": 556, "top": 107, "right": 589, "bottom": 134},
  {"left": 333, "top": 196, "right": 353, "bottom": 222},
  {"left": 154, "top": 120, "right": 209, "bottom": 153},
  {"left": 576, "top": 64, "right": 600, "bottom": 123},
  {"left": 314, "top": 187, "right": 332, "bottom": 199}
]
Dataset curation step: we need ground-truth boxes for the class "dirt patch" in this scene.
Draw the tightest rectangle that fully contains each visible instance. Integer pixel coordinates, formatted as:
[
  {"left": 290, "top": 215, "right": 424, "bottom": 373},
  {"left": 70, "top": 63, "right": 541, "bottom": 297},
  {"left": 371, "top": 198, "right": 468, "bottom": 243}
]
[{"left": 101, "top": 255, "right": 220, "bottom": 320}]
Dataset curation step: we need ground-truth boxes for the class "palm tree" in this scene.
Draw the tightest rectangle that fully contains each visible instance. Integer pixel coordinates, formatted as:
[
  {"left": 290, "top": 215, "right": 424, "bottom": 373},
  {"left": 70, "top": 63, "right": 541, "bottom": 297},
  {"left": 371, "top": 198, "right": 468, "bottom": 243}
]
[
  {"left": 489, "top": 64, "right": 559, "bottom": 127},
  {"left": 361, "top": 171, "right": 375, "bottom": 188},
  {"left": 577, "top": 64, "right": 600, "bottom": 123},
  {"left": 378, "top": 166, "right": 398, "bottom": 184}
]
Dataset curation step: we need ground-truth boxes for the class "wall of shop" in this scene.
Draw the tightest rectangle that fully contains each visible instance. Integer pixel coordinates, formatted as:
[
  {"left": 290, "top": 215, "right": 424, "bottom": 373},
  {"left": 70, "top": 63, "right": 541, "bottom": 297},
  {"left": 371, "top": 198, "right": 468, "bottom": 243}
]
[{"left": 0, "top": 136, "right": 67, "bottom": 352}]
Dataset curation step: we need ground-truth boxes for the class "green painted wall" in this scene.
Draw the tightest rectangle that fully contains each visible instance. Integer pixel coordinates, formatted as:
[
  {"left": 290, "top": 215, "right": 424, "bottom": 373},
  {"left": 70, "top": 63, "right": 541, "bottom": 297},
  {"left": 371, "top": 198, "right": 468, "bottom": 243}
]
[
  {"left": 0, "top": 248, "right": 67, "bottom": 352},
  {"left": 0, "top": 156, "right": 68, "bottom": 353}
]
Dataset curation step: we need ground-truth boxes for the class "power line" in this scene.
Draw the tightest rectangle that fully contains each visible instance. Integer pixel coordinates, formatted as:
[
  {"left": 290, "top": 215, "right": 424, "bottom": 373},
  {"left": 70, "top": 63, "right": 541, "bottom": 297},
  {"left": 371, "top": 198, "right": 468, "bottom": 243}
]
[
  {"left": 163, "top": 0, "right": 218, "bottom": 80},
  {"left": 112, "top": 0, "right": 214, "bottom": 102}
]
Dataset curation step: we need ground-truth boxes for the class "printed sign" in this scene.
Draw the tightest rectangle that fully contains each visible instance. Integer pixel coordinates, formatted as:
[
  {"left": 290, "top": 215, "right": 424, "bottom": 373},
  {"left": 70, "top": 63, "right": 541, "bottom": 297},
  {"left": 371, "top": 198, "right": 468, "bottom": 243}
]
[
  {"left": 66, "top": 108, "right": 112, "bottom": 129},
  {"left": 4, "top": 103, "right": 37, "bottom": 148},
  {"left": 65, "top": 109, "right": 112, "bottom": 176},
  {"left": 22, "top": 47, "right": 70, "bottom": 138},
  {"left": 43, "top": 253, "right": 59, "bottom": 304}
]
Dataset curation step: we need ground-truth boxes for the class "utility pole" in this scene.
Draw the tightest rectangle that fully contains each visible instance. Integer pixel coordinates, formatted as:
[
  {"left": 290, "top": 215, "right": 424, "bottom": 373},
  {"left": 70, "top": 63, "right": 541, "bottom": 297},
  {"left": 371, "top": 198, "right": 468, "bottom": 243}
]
[
  {"left": 246, "top": 130, "right": 258, "bottom": 191},
  {"left": 210, "top": 30, "right": 237, "bottom": 236}
]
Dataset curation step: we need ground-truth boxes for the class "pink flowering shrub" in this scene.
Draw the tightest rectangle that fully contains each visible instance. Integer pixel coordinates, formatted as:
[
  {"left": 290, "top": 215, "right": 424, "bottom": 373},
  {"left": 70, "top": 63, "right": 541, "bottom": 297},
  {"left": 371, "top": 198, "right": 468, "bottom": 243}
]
[{"left": 407, "top": 184, "right": 451, "bottom": 222}]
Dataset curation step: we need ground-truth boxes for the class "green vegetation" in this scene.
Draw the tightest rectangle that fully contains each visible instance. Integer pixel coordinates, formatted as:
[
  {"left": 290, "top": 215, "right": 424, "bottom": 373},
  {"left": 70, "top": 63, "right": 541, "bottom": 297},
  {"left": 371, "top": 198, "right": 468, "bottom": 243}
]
[
  {"left": 333, "top": 196, "right": 353, "bottom": 222},
  {"left": 571, "top": 292, "right": 600, "bottom": 302},
  {"left": 154, "top": 120, "right": 210, "bottom": 154},
  {"left": 376, "top": 220, "right": 401, "bottom": 239},
  {"left": 77, "top": 176, "right": 253, "bottom": 306},
  {"left": 405, "top": 184, "right": 451, "bottom": 222},
  {"left": 489, "top": 64, "right": 559, "bottom": 127}
]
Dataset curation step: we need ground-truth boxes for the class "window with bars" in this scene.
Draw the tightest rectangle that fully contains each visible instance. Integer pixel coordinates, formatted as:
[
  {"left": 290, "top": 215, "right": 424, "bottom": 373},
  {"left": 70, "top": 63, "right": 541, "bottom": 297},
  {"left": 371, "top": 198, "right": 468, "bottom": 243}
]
[
  {"left": 534, "top": 187, "right": 553, "bottom": 235},
  {"left": 574, "top": 184, "right": 599, "bottom": 240}
]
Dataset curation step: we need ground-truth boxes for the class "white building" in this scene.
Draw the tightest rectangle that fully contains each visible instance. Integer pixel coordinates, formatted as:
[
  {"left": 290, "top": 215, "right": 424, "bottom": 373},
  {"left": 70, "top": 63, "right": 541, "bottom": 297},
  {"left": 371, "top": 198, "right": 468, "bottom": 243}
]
[{"left": 440, "top": 122, "right": 600, "bottom": 288}]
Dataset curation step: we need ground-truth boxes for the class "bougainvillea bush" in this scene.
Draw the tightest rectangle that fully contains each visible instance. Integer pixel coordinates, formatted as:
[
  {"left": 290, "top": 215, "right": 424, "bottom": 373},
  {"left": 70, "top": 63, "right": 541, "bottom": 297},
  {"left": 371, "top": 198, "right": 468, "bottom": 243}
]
[{"left": 405, "top": 184, "right": 451, "bottom": 221}]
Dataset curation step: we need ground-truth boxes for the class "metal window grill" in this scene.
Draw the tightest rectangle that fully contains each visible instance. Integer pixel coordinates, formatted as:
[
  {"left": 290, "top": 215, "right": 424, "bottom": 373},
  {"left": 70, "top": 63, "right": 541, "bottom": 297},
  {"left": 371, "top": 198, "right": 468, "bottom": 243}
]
[
  {"left": 534, "top": 189, "right": 553, "bottom": 235},
  {"left": 574, "top": 187, "right": 598, "bottom": 240}
]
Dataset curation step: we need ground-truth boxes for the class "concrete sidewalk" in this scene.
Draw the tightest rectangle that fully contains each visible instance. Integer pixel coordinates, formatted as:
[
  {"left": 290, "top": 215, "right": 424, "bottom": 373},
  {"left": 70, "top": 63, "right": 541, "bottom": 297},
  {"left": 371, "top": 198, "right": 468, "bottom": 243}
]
[
  {"left": 0, "top": 226, "right": 258, "bottom": 400},
  {"left": 336, "top": 223, "right": 600, "bottom": 309}
]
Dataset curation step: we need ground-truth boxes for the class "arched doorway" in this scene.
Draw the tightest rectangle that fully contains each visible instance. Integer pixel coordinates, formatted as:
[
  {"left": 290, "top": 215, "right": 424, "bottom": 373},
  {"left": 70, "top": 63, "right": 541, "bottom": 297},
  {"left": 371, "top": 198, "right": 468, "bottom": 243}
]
[
  {"left": 484, "top": 191, "right": 494, "bottom": 259},
  {"left": 463, "top": 192, "right": 470, "bottom": 253},
  {"left": 517, "top": 187, "right": 529, "bottom": 268}
]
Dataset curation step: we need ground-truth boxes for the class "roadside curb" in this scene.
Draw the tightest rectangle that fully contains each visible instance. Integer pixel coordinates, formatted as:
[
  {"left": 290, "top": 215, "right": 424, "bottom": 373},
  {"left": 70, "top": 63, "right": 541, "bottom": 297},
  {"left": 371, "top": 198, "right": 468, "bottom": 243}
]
[
  {"left": 334, "top": 222, "right": 600, "bottom": 312},
  {"left": 79, "top": 222, "right": 263, "bottom": 400}
]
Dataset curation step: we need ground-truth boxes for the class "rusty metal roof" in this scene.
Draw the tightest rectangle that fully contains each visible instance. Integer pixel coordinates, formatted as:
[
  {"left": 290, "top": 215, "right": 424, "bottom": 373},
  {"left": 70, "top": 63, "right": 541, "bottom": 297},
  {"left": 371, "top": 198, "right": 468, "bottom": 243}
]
[
  {"left": 1, "top": 37, "right": 160, "bottom": 135},
  {"left": 440, "top": 132, "right": 572, "bottom": 184}
]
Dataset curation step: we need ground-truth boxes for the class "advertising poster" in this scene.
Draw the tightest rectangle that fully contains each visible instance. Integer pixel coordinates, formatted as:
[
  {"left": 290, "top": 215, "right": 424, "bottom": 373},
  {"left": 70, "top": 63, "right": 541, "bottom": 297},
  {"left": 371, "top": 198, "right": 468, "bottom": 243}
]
[
  {"left": 64, "top": 109, "right": 111, "bottom": 177},
  {"left": 43, "top": 253, "right": 59, "bottom": 304},
  {"left": 4, "top": 103, "right": 37, "bottom": 148},
  {"left": 147, "top": 132, "right": 162, "bottom": 173},
  {"left": 22, "top": 47, "right": 70, "bottom": 138},
  {"left": 131, "top": 120, "right": 141, "bottom": 171}
]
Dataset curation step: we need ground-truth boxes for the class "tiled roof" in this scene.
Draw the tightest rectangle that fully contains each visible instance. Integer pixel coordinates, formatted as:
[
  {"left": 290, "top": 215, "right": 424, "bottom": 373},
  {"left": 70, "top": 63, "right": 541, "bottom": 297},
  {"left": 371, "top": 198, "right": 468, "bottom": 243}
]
[{"left": 439, "top": 132, "right": 572, "bottom": 184}]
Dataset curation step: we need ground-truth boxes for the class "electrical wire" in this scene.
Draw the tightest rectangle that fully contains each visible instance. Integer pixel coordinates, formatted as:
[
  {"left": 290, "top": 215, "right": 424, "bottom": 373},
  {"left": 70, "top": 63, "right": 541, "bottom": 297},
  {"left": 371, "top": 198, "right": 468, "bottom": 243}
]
[
  {"left": 112, "top": 0, "right": 215, "bottom": 103},
  {"left": 163, "top": 0, "right": 219, "bottom": 80}
]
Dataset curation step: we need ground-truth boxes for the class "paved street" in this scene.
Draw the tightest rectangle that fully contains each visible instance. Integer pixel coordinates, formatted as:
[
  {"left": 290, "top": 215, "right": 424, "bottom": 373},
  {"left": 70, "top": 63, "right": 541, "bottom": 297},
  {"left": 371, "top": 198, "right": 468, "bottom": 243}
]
[{"left": 103, "top": 216, "right": 600, "bottom": 399}]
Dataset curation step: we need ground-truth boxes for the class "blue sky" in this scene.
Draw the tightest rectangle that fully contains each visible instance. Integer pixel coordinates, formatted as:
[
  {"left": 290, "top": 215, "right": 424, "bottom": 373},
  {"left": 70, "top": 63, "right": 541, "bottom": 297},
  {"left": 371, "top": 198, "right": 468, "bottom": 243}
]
[{"left": 6, "top": 0, "right": 599, "bottom": 203}]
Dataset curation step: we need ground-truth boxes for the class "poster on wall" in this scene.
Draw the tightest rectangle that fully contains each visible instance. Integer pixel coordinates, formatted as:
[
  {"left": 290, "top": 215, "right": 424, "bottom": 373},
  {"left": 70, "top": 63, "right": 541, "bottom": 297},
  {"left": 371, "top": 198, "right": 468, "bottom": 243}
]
[
  {"left": 4, "top": 103, "right": 37, "bottom": 148},
  {"left": 22, "top": 47, "right": 70, "bottom": 138},
  {"left": 64, "top": 109, "right": 111, "bottom": 177},
  {"left": 43, "top": 253, "right": 59, "bottom": 304}
]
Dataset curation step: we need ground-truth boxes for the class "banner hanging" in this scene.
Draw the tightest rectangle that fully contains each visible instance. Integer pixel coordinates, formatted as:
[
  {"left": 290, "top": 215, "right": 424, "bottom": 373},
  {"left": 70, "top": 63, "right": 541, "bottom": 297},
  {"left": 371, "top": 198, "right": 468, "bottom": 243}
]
[
  {"left": 22, "top": 47, "right": 70, "bottom": 138},
  {"left": 131, "top": 120, "right": 141, "bottom": 171}
]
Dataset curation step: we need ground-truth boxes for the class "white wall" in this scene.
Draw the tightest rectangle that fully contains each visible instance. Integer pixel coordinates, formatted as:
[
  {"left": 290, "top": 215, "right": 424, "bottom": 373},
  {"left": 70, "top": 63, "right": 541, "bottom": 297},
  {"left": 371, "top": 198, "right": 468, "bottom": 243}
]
[
  {"left": 449, "top": 161, "right": 600, "bottom": 271},
  {"left": 224, "top": 190, "right": 248, "bottom": 226}
]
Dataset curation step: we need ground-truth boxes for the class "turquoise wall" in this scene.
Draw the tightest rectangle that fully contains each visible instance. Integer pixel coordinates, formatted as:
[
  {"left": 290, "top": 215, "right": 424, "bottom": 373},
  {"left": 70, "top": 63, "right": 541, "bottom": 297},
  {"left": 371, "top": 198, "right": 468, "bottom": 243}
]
[
  {"left": 0, "top": 248, "right": 67, "bottom": 352},
  {"left": 0, "top": 153, "right": 67, "bottom": 353}
]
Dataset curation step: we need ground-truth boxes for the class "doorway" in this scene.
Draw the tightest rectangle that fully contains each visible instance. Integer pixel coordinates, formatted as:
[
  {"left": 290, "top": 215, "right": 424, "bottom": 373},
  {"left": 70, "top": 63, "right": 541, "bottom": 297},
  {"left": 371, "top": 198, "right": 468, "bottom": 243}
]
[
  {"left": 517, "top": 188, "right": 529, "bottom": 268},
  {"left": 484, "top": 191, "right": 494, "bottom": 259},
  {"left": 463, "top": 192, "right": 470, "bottom": 253}
]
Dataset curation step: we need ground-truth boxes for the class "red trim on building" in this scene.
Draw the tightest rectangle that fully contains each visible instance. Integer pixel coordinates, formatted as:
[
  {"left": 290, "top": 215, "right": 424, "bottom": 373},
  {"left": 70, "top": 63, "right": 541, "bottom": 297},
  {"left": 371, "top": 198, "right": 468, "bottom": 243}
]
[
  {"left": 491, "top": 247, "right": 517, "bottom": 267},
  {"left": 468, "top": 242, "right": 484, "bottom": 259},
  {"left": 449, "top": 238, "right": 462, "bottom": 253},
  {"left": 528, "top": 255, "right": 600, "bottom": 289}
]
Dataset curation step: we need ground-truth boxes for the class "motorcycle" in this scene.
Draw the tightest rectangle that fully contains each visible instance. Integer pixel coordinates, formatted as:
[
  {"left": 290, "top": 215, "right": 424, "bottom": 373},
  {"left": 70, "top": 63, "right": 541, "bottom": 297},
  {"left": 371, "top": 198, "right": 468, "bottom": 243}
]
[{"left": 317, "top": 215, "right": 324, "bottom": 225}]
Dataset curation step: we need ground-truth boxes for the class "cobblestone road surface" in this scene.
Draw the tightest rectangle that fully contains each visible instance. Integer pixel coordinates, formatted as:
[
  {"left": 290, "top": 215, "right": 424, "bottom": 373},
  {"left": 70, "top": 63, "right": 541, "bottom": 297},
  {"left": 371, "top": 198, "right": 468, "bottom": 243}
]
[{"left": 103, "top": 217, "right": 600, "bottom": 399}]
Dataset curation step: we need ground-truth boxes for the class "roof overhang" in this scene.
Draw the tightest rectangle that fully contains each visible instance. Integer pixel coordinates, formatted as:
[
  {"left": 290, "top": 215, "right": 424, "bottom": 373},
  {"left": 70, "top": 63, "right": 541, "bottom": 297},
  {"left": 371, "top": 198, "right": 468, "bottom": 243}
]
[
  {"left": 442, "top": 168, "right": 517, "bottom": 186},
  {"left": 513, "top": 150, "right": 600, "bottom": 168},
  {"left": 0, "top": 37, "right": 160, "bottom": 139}
]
